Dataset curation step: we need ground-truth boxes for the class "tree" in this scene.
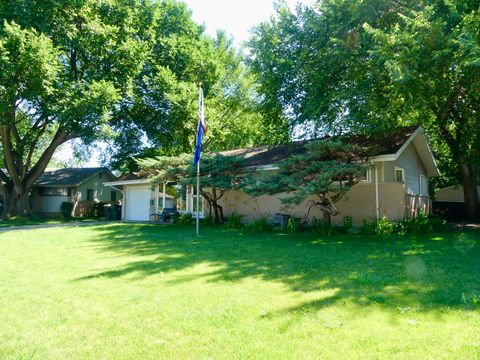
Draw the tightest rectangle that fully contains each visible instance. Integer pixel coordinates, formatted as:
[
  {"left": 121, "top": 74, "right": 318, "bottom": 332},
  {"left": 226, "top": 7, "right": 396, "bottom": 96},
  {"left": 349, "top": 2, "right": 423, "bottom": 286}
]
[
  {"left": 243, "top": 141, "right": 368, "bottom": 225},
  {"left": 111, "top": 28, "right": 289, "bottom": 173},
  {"left": 0, "top": 0, "right": 145, "bottom": 216},
  {"left": 248, "top": 0, "right": 480, "bottom": 221},
  {"left": 0, "top": 0, "right": 281, "bottom": 217},
  {"left": 139, "top": 153, "right": 245, "bottom": 224}
]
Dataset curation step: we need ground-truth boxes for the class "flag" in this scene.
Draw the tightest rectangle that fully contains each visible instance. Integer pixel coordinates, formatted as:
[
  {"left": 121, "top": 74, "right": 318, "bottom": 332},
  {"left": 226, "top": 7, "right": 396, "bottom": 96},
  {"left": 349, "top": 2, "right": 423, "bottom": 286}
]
[{"left": 194, "top": 87, "right": 206, "bottom": 165}]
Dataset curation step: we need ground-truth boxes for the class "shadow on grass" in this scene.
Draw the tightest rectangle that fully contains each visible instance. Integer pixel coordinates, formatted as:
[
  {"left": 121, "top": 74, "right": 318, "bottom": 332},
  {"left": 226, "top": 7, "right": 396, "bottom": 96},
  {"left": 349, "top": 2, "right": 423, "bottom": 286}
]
[{"left": 79, "top": 224, "right": 480, "bottom": 313}]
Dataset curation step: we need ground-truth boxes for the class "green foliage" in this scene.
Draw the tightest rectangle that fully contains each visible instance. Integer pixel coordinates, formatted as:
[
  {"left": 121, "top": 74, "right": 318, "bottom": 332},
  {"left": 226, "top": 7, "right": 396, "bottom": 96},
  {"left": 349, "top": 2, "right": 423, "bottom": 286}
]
[
  {"left": 202, "top": 215, "right": 216, "bottom": 227},
  {"left": 60, "top": 202, "right": 73, "bottom": 219},
  {"left": 177, "top": 213, "right": 193, "bottom": 225},
  {"left": 244, "top": 140, "right": 368, "bottom": 224},
  {"left": 362, "top": 213, "right": 451, "bottom": 236},
  {"left": 0, "top": 0, "right": 282, "bottom": 216},
  {"left": 248, "top": 0, "right": 480, "bottom": 219},
  {"left": 286, "top": 218, "right": 301, "bottom": 234},
  {"left": 246, "top": 215, "right": 273, "bottom": 233},
  {"left": 342, "top": 215, "right": 353, "bottom": 231},
  {"left": 395, "top": 214, "right": 452, "bottom": 235},
  {"left": 224, "top": 212, "right": 244, "bottom": 230},
  {"left": 375, "top": 217, "right": 395, "bottom": 236}
]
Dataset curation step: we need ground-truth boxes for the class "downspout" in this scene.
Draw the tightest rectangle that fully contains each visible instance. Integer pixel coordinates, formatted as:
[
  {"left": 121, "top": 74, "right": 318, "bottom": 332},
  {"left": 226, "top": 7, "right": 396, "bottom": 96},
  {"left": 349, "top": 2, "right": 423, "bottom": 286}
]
[
  {"left": 155, "top": 184, "right": 159, "bottom": 213},
  {"left": 374, "top": 163, "right": 380, "bottom": 220},
  {"left": 162, "top": 183, "right": 166, "bottom": 209}
]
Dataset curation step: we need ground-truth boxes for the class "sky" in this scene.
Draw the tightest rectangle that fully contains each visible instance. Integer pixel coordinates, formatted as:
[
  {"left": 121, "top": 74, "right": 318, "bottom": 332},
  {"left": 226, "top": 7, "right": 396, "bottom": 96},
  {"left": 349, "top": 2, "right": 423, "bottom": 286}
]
[
  {"left": 54, "top": 0, "right": 315, "bottom": 167},
  {"left": 184, "top": 0, "right": 314, "bottom": 47}
]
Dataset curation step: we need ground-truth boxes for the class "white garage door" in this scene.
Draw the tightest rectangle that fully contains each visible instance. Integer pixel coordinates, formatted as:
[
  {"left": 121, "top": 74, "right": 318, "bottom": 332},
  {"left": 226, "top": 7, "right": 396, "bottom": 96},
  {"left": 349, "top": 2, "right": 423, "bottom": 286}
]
[{"left": 126, "top": 186, "right": 151, "bottom": 221}]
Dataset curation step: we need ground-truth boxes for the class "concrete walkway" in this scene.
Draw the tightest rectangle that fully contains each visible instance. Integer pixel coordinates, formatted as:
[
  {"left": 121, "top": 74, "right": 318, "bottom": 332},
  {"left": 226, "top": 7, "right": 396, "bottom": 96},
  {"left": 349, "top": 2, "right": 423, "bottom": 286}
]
[{"left": 0, "top": 221, "right": 118, "bottom": 233}]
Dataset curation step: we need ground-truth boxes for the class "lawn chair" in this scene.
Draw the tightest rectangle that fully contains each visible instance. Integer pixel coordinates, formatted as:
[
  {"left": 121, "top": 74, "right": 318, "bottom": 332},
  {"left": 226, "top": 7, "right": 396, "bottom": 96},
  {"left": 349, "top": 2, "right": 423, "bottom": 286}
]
[{"left": 160, "top": 207, "right": 179, "bottom": 223}]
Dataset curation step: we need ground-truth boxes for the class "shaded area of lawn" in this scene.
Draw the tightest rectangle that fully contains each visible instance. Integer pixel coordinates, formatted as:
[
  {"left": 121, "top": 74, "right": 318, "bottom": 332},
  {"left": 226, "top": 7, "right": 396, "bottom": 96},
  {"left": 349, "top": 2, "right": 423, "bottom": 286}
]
[
  {"left": 0, "top": 216, "right": 100, "bottom": 228},
  {"left": 82, "top": 224, "right": 480, "bottom": 313}
]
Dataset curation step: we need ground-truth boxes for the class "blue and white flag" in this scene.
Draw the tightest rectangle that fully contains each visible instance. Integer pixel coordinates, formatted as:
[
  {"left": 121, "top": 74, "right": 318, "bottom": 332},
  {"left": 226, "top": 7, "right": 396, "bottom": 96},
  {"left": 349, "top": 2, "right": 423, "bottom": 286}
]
[{"left": 194, "top": 87, "right": 206, "bottom": 165}]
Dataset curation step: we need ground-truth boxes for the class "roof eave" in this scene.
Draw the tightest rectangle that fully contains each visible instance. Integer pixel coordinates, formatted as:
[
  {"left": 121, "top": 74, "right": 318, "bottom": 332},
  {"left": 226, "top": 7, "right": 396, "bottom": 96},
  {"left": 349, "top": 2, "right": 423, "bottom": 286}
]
[{"left": 104, "top": 179, "right": 150, "bottom": 186}]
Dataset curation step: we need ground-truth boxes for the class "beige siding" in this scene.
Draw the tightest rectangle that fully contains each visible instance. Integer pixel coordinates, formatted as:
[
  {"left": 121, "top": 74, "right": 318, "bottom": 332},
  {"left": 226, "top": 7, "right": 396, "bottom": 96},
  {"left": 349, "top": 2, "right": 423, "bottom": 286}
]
[
  {"left": 394, "top": 143, "right": 428, "bottom": 195},
  {"left": 214, "top": 182, "right": 405, "bottom": 225},
  {"left": 383, "top": 161, "right": 394, "bottom": 182}
]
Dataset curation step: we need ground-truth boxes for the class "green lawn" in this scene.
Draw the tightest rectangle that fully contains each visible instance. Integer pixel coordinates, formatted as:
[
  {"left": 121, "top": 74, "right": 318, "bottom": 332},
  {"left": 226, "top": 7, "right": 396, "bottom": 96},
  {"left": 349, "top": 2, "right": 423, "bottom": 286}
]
[
  {"left": 1, "top": 224, "right": 479, "bottom": 359},
  {"left": 0, "top": 216, "right": 100, "bottom": 228}
]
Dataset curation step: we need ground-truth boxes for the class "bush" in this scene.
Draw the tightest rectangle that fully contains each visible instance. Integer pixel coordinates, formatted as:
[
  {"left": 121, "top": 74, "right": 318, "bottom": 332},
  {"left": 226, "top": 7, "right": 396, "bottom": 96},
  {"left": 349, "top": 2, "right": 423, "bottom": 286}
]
[
  {"left": 202, "top": 215, "right": 216, "bottom": 227},
  {"left": 225, "top": 212, "right": 244, "bottom": 230},
  {"left": 396, "top": 213, "right": 451, "bottom": 234},
  {"left": 342, "top": 215, "right": 353, "bottom": 232},
  {"left": 60, "top": 202, "right": 73, "bottom": 219},
  {"left": 362, "top": 219, "right": 376, "bottom": 235},
  {"left": 286, "top": 218, "right": 301, "bottom": 234},
  {"left": 375, "top": 216, "right": 395, "bottom": 236},
  {"left": 247, "top": 215, "right": 273, "bottom": 232},
  {"left": 361, "top": 217, "right": 394, "bottom": 236},
  {"left": 363, "top": 212, "right": 452, "bottom": 236},
  {"left": 177, "top": 213, "right": 193, "bottom": 225}
]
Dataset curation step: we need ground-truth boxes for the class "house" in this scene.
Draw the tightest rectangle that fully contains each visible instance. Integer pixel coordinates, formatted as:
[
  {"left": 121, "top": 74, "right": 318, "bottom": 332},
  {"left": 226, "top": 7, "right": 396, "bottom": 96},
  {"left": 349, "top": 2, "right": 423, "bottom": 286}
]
[
  {"left": 106, "top": 126, "right": 440, "bottom": 224},
  {"left": 30, "top": 167, "right": 121, "bottom": 217}
]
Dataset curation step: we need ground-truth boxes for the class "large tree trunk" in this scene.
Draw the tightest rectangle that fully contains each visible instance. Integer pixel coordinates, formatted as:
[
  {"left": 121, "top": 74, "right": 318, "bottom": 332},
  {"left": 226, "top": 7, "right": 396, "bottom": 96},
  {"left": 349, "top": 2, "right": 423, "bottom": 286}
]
[
  {"left": 211, "top": 188, "right": 224, "bottom": 224},
  {"left": 3, "top": 185, "right": 31, "bottom": 218},
  {"left": 459, "top": 161, "right": 480, "bottom": 222},
  {"left": 0, "top": 128, "right": 70, "bottom": 218}
]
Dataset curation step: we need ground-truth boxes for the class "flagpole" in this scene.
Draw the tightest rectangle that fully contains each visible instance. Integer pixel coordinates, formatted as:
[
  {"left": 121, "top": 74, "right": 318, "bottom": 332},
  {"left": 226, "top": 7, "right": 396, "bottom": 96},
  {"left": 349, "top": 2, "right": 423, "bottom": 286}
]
[
  {"left": 196, "top": 159, "right": 200, "bottom": 237},
  {"left": 196, "top": 83, "right": 203, "bottom": 237}
]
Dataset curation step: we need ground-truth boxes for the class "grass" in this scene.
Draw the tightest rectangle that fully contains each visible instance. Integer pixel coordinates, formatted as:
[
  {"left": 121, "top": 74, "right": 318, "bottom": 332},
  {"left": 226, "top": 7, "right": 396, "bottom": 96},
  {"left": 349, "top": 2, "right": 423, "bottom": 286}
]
[
  {"left": 0, "top": 216, "right": 101, "bottom": 228},
  {"left": 0, "top": 224, "right": 479, "bottom": 359}
]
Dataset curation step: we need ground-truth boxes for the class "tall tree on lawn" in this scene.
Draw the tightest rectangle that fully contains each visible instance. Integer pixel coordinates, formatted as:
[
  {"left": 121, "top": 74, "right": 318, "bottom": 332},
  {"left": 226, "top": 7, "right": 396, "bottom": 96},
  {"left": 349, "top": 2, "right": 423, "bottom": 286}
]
[
  {"left": 0, "top": 0, "right": 283, "bottom": 217},
  {"left": 248, "top": 0, "right": 480, "bottom": 220}
]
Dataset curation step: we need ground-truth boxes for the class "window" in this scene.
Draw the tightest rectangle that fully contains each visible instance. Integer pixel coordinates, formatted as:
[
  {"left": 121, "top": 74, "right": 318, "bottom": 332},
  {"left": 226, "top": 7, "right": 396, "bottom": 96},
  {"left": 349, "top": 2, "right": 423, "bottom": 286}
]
[
  {"left": 111, "top": 191, "right": 116, "bottom": 202},
  {"left": 40, "top": 187, "right": 69, "bottom": 196},
  {"left": 394, "top": 167, "right": 405, "bottom": 183},
  {"left": 87, "top": 189, "right": 94, "bottom": 201},
  {"left": 419, "top": 175, "right": 427, "bottom": 195}
]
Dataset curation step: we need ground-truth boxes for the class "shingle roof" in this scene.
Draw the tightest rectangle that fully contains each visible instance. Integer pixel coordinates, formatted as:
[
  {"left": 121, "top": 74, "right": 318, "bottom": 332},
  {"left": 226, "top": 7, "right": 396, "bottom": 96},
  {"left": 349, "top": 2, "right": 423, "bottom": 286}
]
[
  {"left": 34, "top": 167, "right": 114, "bottom": 187},
  {"left": 219, "top": 125, "right": 419, "bottom": 167}
]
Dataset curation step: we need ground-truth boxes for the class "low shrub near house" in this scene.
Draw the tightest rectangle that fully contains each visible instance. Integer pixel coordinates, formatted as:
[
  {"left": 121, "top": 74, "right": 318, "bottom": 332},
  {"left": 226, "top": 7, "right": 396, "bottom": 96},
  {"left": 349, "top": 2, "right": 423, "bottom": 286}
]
[
  {"left": 395, "top": 213, "right": 452, "bottom": 234},
  {"left": 224, "top": 212, "right": 244, "bottom": 230},
  {"left": 247, "top": 215, "right": 273, "bottom": 232},
  {"left": 286, "top": 218, "right": 301, "bottom": 234},
  {"left": 202, "top": 215, "right": 216, "bottom": 227},
  {"left": 177, "top": 213, "right": 193, "bottom": 225},
  {"left": 362, "top": 213, "right": 452, "bottom": 236},
  {"left": 60, "top": 202, "right": 73, "bottom": 219}
]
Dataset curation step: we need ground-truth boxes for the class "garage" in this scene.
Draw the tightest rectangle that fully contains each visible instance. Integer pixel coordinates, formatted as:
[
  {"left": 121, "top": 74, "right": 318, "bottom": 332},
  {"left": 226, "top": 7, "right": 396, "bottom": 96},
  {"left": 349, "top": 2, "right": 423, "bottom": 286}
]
[{"left": 125, "top": 185, "right": 151, "bottom": 221}]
